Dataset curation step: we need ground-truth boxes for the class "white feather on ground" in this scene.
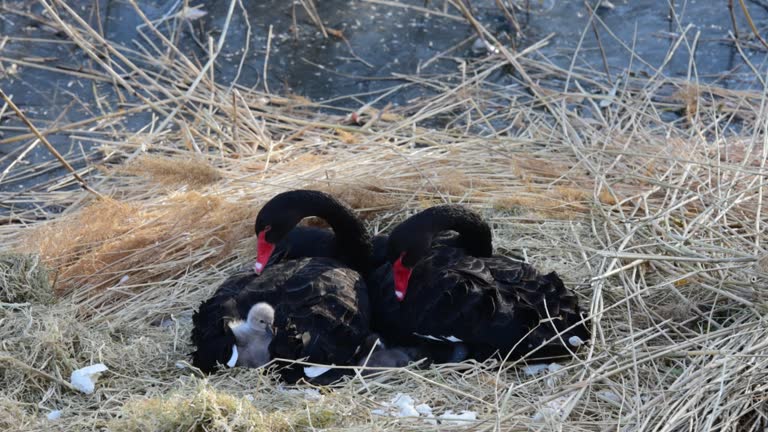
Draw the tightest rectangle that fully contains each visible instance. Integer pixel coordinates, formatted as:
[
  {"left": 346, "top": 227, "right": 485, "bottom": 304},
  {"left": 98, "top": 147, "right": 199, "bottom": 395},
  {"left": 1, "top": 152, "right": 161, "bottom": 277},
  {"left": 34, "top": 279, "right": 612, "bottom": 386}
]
[
  {"left": 70, "top": 363, "right": 108, "bottom": 394},
  {"left": 371, "top": 393, "right": 478, "bottom": 426},
  {"left": 439, "top": 410, "right": 478, "bottom": 425}
]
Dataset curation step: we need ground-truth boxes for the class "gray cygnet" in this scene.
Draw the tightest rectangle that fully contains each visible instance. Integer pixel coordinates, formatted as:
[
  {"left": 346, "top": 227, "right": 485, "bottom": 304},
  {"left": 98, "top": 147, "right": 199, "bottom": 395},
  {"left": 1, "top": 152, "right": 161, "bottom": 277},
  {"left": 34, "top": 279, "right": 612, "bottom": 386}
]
[{"left": 229, "top": 302, "right": 275, "bottom": 368}]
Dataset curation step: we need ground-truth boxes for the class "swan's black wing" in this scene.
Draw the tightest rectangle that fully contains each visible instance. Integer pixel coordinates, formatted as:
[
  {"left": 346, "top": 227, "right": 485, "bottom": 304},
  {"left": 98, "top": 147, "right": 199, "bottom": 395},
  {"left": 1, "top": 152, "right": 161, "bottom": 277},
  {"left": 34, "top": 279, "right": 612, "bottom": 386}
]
[
  {"left": 393, "top": 247, "right": 506, "bottom": 342},
  {"left": 367, "top": 246, "right": 495, "bottom": 351},
  {"left": 487, "top": 258, "right": 589, "bottom": 358},
  {"left": 263, "top": 259, "right": 370, "bottom": 382},
  {"left": 191, "top": 258, "right": 370, "bottom": 383}
]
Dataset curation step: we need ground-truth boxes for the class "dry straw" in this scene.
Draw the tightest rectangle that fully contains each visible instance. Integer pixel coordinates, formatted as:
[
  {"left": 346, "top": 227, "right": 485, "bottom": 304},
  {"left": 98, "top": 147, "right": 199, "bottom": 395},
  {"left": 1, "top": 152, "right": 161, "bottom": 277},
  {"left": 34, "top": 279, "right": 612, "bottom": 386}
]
[{"left": 0, "top": 0, "right": 766, "bottom": 431}]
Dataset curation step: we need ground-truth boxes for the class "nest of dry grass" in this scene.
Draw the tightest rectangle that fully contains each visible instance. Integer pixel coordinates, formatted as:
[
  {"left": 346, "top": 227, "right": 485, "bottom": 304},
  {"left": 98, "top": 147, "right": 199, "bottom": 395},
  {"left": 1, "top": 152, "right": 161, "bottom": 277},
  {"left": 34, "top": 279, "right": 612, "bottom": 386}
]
[
  {"left": 0, "top": 254, "right": 54, "bottom": 305},
  {"left": 0, "top": 0, "right": 766, "bottom": 431}
]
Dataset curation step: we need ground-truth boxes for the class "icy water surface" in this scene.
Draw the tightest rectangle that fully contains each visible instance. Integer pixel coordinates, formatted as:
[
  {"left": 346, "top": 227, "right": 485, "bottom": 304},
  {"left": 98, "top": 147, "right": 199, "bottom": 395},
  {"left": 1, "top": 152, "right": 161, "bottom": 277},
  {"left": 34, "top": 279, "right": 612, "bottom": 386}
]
[{"left": 1, "top": 0, "right": 767, "bottom": 199}]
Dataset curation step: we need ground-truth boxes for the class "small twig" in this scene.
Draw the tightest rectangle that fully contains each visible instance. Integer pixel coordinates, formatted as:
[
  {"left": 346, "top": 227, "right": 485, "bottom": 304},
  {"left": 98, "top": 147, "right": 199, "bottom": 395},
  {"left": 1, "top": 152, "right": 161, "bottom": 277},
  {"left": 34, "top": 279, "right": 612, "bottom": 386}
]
[
  {"left": 0, "top": 89, "right": 103, "bottom": 198},
  {"left": 494, "top": 0, "right": 521, "bottom": 37},
  {"left": 290, "top": 1, "right": 299, "bottom": 41},
  {"left": 419, "top": 35, "right": 474, "bottom": 72},
  {"left": 264, "top": 24, "right": 273, "bottom": 94},
  {"left": 590, "top": 258, "right": 645, "bottom": 281},
  {"left": 227, "top": 0, "right": 252, "bottom": 93},
  {"left": 668, "top": 0, "right": 676, "bottom": 29},
  {"left": 0, "top": 302, "right": 31, "bottom": 308},
  {"left": 0, "top": 139, "right": 40, "bottom": 184},
  {"left": 362, "top": 0, "right": 466, "bottom": 21},
  {"left": 592, "top": 250, "right": 756, "bottom": 263},
  {"left": 584, "top": 1, "right": 612, "bottom": 84},
  {"left": 728, "top": 0, "right": 740, "bottom": 40},
  {"left": 327, "top": 28, "right": 374, "bottom": 69},
  {"left": 299, "top": 0, "right": 327, "bottom": 38},
  {"left": 232, "top": 92, "right": 239, "bottom": 145},
  {"left": 738, "top": 0, "right": 768, "bottom": 50},
  {"left": 0, "top": 355, "right": 80, "bottom": 392}
]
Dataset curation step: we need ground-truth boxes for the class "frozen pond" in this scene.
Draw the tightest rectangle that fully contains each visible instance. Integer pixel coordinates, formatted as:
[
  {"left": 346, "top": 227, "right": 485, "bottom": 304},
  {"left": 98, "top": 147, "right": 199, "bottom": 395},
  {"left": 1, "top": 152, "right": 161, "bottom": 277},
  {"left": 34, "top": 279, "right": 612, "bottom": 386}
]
[{"left": 1, "top": 0, "right": 767, "bottom": 199}]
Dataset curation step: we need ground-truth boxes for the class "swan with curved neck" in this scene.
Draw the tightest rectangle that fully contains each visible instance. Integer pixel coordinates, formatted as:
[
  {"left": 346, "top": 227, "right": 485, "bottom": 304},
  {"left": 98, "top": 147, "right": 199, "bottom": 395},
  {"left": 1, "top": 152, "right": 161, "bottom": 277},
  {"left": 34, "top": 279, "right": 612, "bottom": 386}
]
[
  {"left": 253, "top": 190, "right": 372, "bottom": 274},
  {"left": 372, "top": 203, "right": 589, "bottom": 361},
  {"left": 192, "top": 190, "right": 375, "bottom": 382},
  {"left": 386, "top": 205, "right": 492, "bottom": 301}
]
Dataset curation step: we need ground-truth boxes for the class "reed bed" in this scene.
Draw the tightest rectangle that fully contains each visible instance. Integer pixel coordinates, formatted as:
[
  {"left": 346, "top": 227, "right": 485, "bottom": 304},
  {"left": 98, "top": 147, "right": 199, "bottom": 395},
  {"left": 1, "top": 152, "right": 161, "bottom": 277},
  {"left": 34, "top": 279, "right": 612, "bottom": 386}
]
[{"left": 0, "top": 1, "right": 766, "bottom": 430}]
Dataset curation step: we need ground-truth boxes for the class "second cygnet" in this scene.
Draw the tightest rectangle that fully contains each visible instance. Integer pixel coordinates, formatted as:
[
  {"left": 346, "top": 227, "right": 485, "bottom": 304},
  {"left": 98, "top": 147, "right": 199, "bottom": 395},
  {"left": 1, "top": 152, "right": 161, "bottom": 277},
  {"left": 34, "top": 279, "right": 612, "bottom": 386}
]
[
  {"left": 355, "top": 334, "right": 418, "bottom": 374},
  {"left": 229, "top": 302, "right": 275, "bottom": 368}
]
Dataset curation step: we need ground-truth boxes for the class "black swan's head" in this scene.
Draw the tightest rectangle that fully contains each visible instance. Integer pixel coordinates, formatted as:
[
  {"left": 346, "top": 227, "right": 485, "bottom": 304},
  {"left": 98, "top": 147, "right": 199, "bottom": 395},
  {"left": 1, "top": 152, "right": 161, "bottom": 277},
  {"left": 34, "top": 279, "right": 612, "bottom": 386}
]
[
  {"left": 254, "top": 195, "right": 307, "bottom": 273},
  {"left": 385, "top": 225, "right": 433, "bottom": 301},
  {"left": 384, "top": 204, "right": 492, "bottom": 301},
  {"left": 253, "top": 189, "right": 371, "bottom": 274}
]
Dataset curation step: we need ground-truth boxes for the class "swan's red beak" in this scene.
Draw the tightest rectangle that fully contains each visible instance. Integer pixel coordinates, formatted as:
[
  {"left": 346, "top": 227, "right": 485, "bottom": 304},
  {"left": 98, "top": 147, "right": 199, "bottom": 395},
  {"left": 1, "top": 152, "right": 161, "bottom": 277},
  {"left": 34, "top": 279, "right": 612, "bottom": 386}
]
[
  {"left": 254, "top": 230, "right": 274, "bottom": 275},
  {"left": 393, "top": 253, "right": 412, "bottom": 302}
]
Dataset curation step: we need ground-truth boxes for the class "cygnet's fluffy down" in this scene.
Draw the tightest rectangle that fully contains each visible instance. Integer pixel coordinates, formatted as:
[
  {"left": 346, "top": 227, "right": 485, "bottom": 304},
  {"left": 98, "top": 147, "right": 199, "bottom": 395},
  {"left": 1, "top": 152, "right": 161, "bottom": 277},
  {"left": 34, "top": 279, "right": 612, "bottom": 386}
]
[
  {"left": 354, "top": 334, "right": 470, "bottom": 375},
  {"left": 358, "top": 348, "right": 413, "bottom": 369},
  {"left": 355, "top": 334, "right": 419, "bottom": 374},
  {"left": 229, "top": 302, "right": 274, "bottom": 368}
]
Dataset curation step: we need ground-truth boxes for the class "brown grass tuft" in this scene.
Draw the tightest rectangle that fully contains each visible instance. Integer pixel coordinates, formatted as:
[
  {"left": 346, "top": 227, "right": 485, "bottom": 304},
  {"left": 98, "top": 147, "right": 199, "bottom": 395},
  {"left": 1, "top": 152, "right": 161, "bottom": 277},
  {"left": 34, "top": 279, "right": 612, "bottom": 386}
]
[
  {"left": 120, "top": 155, "right": 222, "bottom": 187},
  {"left": 22, "top": 193, "right": 255, "bottom": 301},
  {"left": 0, "top": 398, "right": 39, "bottom": 431},
  {"left": 310, "top": 180, "right": 401, "bottom": 219},
  {"left": 112, "top": 381, "right": 340, "bottom": 432},
  {"left": 0, "top": 253, "right": 54, "bottom": 305},
  {"left": 492, "top": 191, "right": 586, "bottom": 219},
  {"left": 673, "top": 84, "right": 700, "bottom": 124}
]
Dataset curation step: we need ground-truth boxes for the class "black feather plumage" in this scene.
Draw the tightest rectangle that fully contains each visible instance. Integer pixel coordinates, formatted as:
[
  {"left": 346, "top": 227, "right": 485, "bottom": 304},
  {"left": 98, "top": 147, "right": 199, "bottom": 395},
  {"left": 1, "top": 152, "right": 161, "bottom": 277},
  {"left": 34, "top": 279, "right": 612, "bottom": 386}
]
[
  {"left": 190, "top": 190, "right": 372, "bottom": 382},
  {"left": 368, "top": 204, "right": 590, "bottom": 361}
]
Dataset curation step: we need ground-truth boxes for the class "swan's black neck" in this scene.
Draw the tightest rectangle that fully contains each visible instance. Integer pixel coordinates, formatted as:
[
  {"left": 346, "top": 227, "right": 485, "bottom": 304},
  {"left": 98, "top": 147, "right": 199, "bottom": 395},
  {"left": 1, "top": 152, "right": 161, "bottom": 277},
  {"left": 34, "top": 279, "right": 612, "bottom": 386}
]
[
  {"left": 259, "top": 190, "right": 372, "bottom": 272},
  {"left": 404, "top": 204, "right": 493, "bottom": 257}
]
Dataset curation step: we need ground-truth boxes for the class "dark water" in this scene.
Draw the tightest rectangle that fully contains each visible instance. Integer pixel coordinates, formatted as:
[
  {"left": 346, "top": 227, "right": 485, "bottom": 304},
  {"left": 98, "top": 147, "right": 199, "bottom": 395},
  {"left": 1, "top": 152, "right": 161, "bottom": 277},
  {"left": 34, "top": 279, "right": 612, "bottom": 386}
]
[{"left": 1, "top": 0, "right": 767, "bottom": 202}]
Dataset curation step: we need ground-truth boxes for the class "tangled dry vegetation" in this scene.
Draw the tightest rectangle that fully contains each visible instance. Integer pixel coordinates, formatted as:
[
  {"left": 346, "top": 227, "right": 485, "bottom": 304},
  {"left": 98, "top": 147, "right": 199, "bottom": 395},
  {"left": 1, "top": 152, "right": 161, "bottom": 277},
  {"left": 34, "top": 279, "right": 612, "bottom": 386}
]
[{"left": 1, "top": 1, "right": 767, "bottom": 431}]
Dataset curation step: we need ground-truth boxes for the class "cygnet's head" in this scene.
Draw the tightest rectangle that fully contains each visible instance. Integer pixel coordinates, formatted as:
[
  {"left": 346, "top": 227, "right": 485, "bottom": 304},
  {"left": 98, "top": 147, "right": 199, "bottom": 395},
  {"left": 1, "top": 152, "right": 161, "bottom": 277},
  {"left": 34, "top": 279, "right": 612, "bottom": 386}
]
[{"left": 246, "top": 302, "right": 274, "bottom": 334}]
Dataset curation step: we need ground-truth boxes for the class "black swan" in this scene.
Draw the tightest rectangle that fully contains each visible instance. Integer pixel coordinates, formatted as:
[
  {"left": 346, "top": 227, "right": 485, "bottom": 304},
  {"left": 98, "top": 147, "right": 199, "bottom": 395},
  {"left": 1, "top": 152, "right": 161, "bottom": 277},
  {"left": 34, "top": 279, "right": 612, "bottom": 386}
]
[
  {"left": 191, "top": 190, "right": 372, "bottom": 383},
  {"left": 228, "top": 302, "right": 274, "bottom": 368},
  {"left": 368, "top": 204, "right": 590, "bottom": 361}
]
